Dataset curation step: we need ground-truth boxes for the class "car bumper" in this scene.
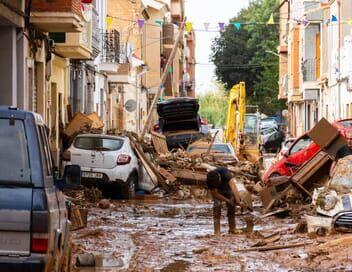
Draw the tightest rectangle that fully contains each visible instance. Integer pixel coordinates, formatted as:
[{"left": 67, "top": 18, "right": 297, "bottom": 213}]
[
  {"left": 333, "top": 211, "right": 352, "bottom": 232},
  {"left": 0, "top": 256, "right": 45, "bottom": 272},
  {"left": 80, "top": 166, "right": 130, "bottom": 184}
]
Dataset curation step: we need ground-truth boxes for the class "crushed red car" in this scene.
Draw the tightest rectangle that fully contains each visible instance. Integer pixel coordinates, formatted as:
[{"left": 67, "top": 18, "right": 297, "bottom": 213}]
[{"left": 262, "top": 119, "right": 352, "bottom": 184}]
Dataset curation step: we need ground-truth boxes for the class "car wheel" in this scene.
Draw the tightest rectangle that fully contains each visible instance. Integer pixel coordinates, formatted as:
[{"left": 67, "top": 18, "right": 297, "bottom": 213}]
[{"left": 122, "top": 172, "right": 137, "bottom": 199}]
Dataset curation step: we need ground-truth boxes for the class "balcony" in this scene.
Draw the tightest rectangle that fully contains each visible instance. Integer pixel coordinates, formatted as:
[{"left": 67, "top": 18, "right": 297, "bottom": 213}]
[
  {"left": 100, "top": 30, "right": 121, "bottom": 74},
  {"left": 170, "top": 0, "right": 183, "bottom": 22},
  {"left": 50, "top": 18, "right": 92, "bottom": 59},
  {"left": 91, "top": 7, "right": 101, "bottom": 59},
  {"left": 31, "top": 0, "right": 83, "bottom": 32}
]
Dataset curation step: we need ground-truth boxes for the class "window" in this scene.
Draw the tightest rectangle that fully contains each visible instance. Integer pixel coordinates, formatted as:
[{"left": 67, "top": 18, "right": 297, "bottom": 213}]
[
  {"left": 289, "top": 136, "right": 312, "bottom": 155},
  {"left": 0, "top": 119, "right": 30, "bottom": 183},
  {"left": 74, "top": 137, "right": 123, "bottom": 151}
]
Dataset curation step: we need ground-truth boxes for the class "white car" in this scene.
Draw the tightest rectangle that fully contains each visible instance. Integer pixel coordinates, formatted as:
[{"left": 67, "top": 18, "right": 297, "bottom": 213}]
[
  {"left": 308, "top": 155, "right": 352, "bottom": 233},
  {"left": 63, "top": 134, "right": 139, "bottom": 198}
]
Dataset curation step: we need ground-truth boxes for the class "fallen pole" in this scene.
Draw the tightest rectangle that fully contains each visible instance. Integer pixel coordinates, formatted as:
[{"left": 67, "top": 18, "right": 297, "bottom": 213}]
[{"left": 234, "top": 241, "right": 313, "bottom": 252}]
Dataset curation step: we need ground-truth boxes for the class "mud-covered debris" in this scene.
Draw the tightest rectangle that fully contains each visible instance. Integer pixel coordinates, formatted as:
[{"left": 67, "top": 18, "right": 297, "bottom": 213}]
[
  {"left": 98, "top": 199, "right": 111, "bottom": 209},
  {"left": 76, "top": 253, "right": 95, "bottom": 267},
  {"left": 64, "top": 186, "right": 102, "bottom": 204}
]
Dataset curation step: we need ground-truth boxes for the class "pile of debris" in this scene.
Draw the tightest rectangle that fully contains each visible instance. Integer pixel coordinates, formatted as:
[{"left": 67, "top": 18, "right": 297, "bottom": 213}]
[{"left": 128, "top": 131, "right": 260, "bottom": 199}]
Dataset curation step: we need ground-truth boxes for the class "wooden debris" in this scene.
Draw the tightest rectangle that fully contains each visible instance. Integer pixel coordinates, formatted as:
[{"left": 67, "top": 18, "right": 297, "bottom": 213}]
[
  {"left": 235, "top": 241, "right": 313, "bottom": 252},
  {"left": 70, "top": 206, "right": 88, "bottom": 230},
  {"left": 151, "top": 131, "right": 169, "bottom": 155},
  {"left": 261, "top": 206, "right": 291, "bottom": 218},
  {"left": 316, "top": 236, "right": 352, "bottom": 249},
  {"left": 64, "top": 112, "right": 93, "bottom": 137},
  {"left": 159, "top": 168, "right": 177, "bottom": 183}
]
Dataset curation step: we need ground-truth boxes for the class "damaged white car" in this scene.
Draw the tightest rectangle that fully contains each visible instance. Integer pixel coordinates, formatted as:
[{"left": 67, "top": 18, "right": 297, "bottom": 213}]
[{"left": 309, "top": 155, "right": 352, "bottom": 233}]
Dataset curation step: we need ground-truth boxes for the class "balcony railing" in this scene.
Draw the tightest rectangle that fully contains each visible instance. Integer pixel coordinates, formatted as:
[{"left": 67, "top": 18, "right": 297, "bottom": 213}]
[
  {"left": 101, "top": 30, "right": 120, "bottom": 63},
  {"left": 91, "top": 7, "right": 101, "bottom": 59},
  {"left": 302, "top": 58, "right": 319, "bottom": 82}
]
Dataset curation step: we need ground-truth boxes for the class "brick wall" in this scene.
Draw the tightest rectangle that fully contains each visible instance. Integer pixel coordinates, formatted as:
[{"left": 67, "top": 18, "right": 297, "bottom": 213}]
[{"left": 31, "top": 0, "right": 82, "bottom": 16}]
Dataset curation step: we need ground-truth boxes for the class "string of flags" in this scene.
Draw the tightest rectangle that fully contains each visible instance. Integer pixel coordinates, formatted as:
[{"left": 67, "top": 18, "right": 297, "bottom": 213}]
[{"left": 106, "top": 13, "right": 352, "bottom": 32}]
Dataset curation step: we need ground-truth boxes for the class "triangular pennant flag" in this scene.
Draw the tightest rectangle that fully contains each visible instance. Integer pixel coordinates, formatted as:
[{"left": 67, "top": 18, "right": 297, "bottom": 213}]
[
  {"left": 203, "top": 22, "right": 210, "bottom": 31},
  {"left": 331, "top": 15, "right": 338, "bottom": 22},
  {"left": 168, "top": 66, "right": 173, "bottom": 73},
  {"left": 267, "top": 13, "right": 274, "bottom": 25},
  {"left": 233, "top": 22, "right": 241, "bottom": 30},
  {"left": 155, "top": 19, "right": 163, "bottom": 26},
  {"left": 347, "top": 19, "right": 352, "bottom": 25},
  {"left": 173, "top": 21, "right": 179, "bottom": 26},
  {"left": 106, "top": 16, "right": 112, "bottom": 28},
  {"left": 186, "top": 22, "right": 193, "bottom": 32},
  {"left": 218, "top": 22, "right": 225, "bottom": 31},
  {"left": 137, "top": 19, "right": 144, "bottom": 29}
]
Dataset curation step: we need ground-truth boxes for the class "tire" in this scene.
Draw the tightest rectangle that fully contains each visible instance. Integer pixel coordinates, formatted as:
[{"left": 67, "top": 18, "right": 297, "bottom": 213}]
[{"left": 122, "top": 172, "right": 137, "bottom": 199}]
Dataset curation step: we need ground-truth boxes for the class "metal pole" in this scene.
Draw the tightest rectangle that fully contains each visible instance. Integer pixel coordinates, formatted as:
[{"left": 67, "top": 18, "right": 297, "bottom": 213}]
[{"left": 139, "top": 18, "right": 187, "bottom": 140}]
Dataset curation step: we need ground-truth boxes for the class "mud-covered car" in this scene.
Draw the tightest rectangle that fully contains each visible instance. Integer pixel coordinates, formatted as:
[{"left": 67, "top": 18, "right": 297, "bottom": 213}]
[
  {"left": 63, "top": 134, "right": 140, "bottom": 199},
  {"left": 0, "top": 106, "right": 80, "bottom": 271},
  {"left": 155, "top": 97, "right": 210, "bottom": 149},
  {"left": 309, "top": 155, "right": 352, "bottom": 233}
]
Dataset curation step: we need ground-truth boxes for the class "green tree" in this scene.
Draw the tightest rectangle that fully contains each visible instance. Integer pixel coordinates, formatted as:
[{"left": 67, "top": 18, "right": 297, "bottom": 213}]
[
  {"left": 197, "top": 82, "right": 228, "bottom": 128},
  {"left": 211, "top": 0, "right": 285, "bottom": 115}
]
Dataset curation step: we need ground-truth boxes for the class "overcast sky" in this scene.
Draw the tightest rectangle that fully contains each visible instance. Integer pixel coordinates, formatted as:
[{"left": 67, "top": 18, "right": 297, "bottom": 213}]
[{"left": 185, "top": 0, "right": 249, "bottom": 95}]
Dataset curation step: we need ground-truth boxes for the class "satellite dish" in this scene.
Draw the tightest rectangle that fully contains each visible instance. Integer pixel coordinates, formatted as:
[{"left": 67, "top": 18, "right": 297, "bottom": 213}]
[
  {"left": 124, "top": 99, "right": 137, "bottom": 112},
  {"left": 282, "top": 109, "right": 289, "bottom": 117}
]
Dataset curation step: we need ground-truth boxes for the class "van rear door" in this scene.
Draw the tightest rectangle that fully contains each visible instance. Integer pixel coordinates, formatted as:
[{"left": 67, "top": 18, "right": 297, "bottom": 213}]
[{"left": 0, "top": 188, "right": 32, "bottom": 256}]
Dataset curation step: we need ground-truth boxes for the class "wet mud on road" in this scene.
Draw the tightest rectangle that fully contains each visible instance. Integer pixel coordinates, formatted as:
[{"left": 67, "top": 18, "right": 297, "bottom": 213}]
[{"left": 72, "top": 197, "right": 352, "bottom": 271}]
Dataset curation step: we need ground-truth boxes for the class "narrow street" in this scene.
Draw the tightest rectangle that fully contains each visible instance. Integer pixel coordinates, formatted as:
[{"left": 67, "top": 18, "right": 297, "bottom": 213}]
[{"left": 71, "top": 194, "right": 352, "bottom": 271}]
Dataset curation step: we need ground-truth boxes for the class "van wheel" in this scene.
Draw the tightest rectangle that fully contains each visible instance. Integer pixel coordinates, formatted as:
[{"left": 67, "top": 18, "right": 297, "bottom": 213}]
[
  {"left": 122, "top": 172, "right": 137, "bottom": 199},
  {"left": 61, "top": 239, "right": 72, "bottom": 272}
]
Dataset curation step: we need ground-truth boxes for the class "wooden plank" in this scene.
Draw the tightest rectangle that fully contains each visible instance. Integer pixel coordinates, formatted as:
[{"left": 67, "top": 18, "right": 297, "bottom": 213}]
[
  {"left": 87, "top": 112, "right": 104, "bottom": 129},
  {"left": 64, "top": 112, "right": 93, "bottom": 137},
  {"left": 159, "top": 168, "right": 177, "bottom": 182},
  {"left": 151, "top": 131, "right": 169, "bottom": 155},
  {"left": 235, "top": 241, "right": 312, "bottom": 252},
  {"left": 129, "top": 136, "right": 170, "bottom": 192},
  {"left": 308, "top": 117, "right": 339, "bottom": 149},
  {"left": 171, "top": 168, "right": 207, "bottom": 186}
]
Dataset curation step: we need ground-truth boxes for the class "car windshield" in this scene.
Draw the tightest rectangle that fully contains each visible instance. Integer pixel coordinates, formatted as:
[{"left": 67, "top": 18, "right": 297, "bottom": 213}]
[
  {"left": 289, "top": 136, "right": 311, "bottom": 154},
  {"left": 0, "top": 118, "right": 30, "bottom": 183},
  {"left": 187, "top": 144, "right": 232, "bottom": 154},
  {"left": 330, "top": 155, "right": 352, "bottom": 191},
  {"left": 74, "top": 136, "right": 124, "bottom": 151}
]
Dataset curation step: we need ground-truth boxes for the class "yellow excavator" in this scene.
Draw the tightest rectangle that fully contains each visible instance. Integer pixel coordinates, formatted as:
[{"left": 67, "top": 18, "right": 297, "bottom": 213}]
[{"left": 223, "top": 81, "right": 261, "bottom": 162}]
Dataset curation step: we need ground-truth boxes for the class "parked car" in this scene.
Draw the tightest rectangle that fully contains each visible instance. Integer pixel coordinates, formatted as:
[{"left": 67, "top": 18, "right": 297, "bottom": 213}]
[
  {"left": 261, "top": 117, "right": 278, "bottom": 130},
  {"left": 309, "top": 155, "right": 352, "bottom": 233},
  {"left": 277, "top": 137, "right": 297, "bottom": 160},
  {"left": 63, "top": 134, "right": 140, "bottom": 198},
  {"left": 262, "top": 119, "right": 352, "bottom": 184},
  {"left": 0, "top": 106, "right": 80, "bottom": 271},
  {"left": 187, "top": 142, "right": 238, "bottom": 163},
  {"left": 155, "top": 97, "right": 210, "bottom": 150}
]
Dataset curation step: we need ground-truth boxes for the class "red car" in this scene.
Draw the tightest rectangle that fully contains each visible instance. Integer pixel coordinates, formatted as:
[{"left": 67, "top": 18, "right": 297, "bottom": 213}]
[{"left": 262, "top": 119, "right": 352, "bottom": 184}]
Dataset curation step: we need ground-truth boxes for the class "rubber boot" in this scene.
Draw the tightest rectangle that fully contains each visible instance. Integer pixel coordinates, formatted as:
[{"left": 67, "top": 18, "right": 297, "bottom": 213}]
[
  {"left": 227, "top": 204, "right": 236, "bottom": 234},
  {"left": 213, "top": 201, "right": 221, "bottom": 236}
]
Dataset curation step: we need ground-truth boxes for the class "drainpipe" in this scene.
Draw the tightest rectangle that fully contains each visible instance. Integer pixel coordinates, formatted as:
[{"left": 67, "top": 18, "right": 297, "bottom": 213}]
[{"left": 337, "top": 0, "right": 341, "bottom": 119}]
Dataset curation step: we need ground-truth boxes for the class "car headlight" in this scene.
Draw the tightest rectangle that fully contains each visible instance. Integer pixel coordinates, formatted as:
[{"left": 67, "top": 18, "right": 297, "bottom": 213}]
[{"left": 317, "top": 191, "right": 338, "bottom": 211}]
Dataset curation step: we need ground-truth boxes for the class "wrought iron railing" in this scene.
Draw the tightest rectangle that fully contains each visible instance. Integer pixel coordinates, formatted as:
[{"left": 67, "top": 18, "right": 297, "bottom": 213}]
[
  {"left": 302, "top": 58, "right": 318, "bottom": 81},
  {"left": 91, "top": 7, "right": 101, "bottom": 58},
  {"left": 101, "top": 30, "right": 120, "bottom": 63}
]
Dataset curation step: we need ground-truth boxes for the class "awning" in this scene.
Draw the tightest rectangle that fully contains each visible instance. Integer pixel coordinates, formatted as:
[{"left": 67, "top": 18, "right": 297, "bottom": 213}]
[{"left": 141, "top": 0, "right": 165, "bottom": 10}]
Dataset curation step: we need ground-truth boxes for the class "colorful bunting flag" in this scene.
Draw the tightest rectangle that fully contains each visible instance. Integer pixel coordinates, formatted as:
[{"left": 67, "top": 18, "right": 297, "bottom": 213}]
[
  {"left": 138, "top": 19, "right": 144, "bottom": 29},
  {"left": 155, "top": 19, "right": 163, "bottom": 26},
  {"left": 331, "top": 15, "right": 338, "bottom": 22},
  {"left": 203, "top": 22, "right": 210, "bottom": 31},
  {"left": 347, "top": 19, "right": 352, "bottom": 25},
  {"left": 168, "top": 66, "right": 173, "bottom": 73},
  {"left": 267, "top": 13, "right": 274, "bottom": 25},
  {"left": 233, "top": 22, "right": 241, "bottom": 30},
  {"left": 106, "top": 16, "right": 112, "bottom": 28},
  {"left": 218, "top": 22, "right": 225, "bottom": 31},
  {"left": 186, "top": 22, "right": 193, "bottom": 32}
]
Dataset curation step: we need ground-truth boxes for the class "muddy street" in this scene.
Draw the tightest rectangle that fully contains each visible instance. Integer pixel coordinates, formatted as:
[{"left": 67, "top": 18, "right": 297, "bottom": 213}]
[{"left": 70, "top": 195, "right": 352, "bottom": 272}]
